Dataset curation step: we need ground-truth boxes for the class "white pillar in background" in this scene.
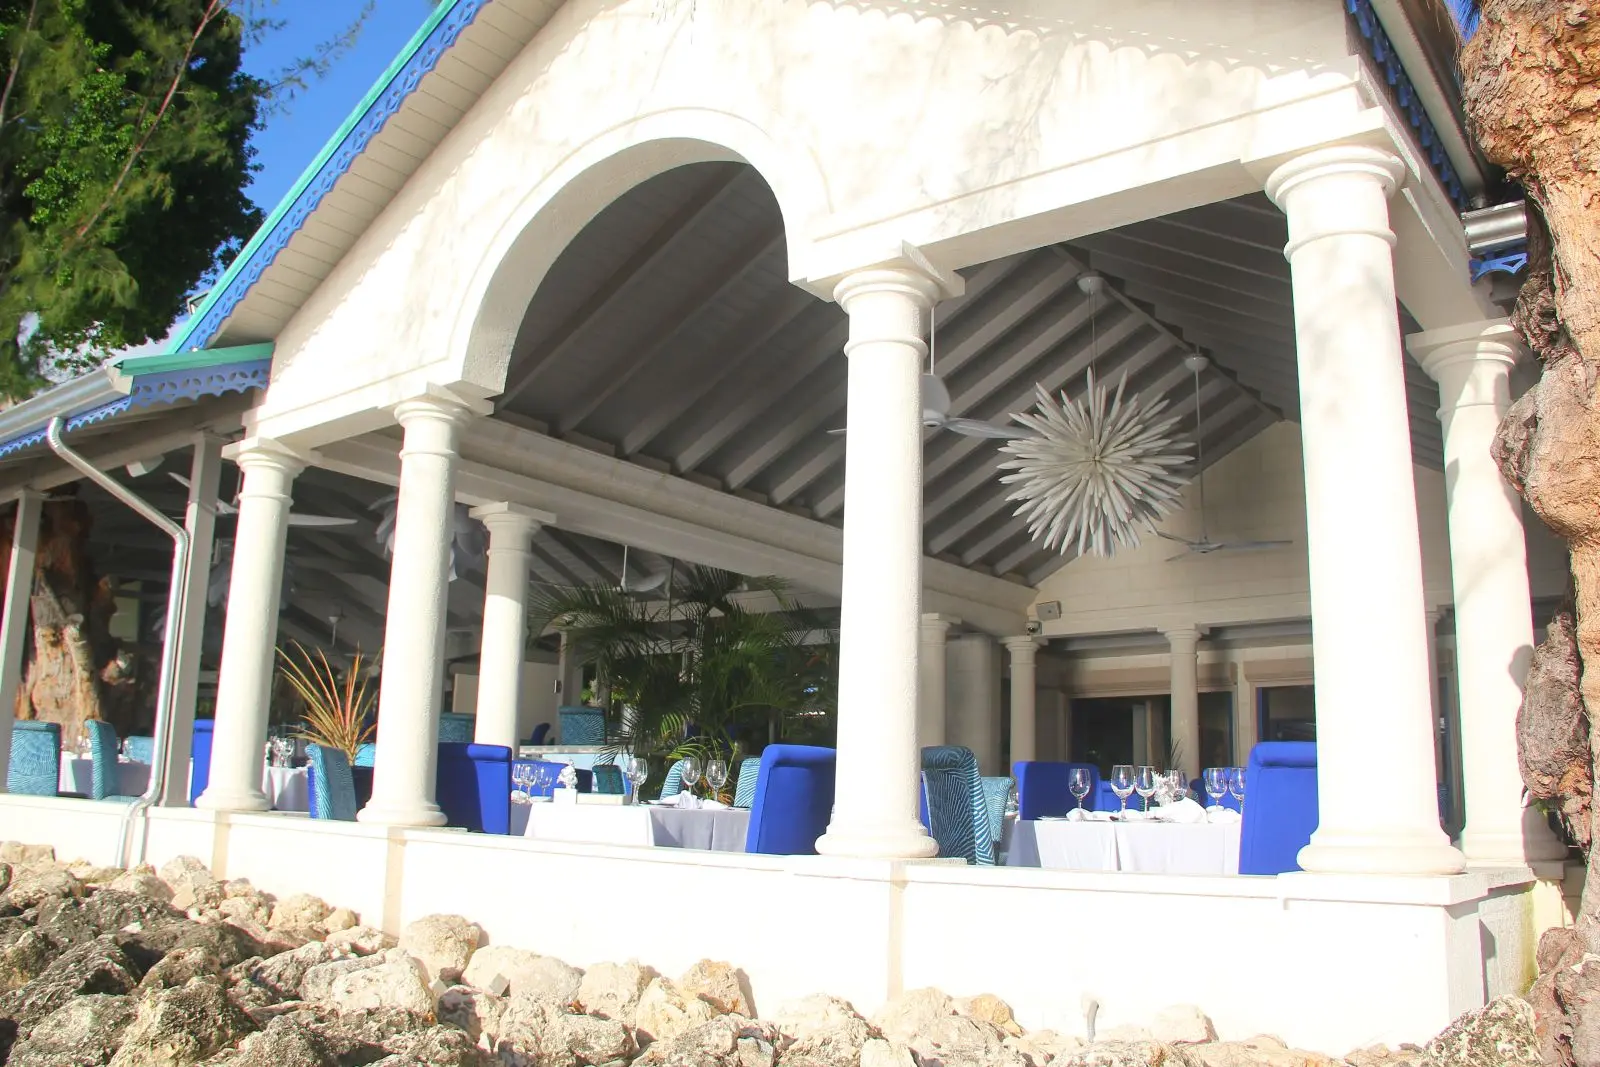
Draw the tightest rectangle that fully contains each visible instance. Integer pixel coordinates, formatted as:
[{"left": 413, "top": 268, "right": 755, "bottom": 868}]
[
  {"left": 0, "top": 491, "right": 41, "bottom": 789},
  {"left": 1410, "top": 321, "right": 1568, "bottom": 864},
  {"left": 947, "top": 633, "right": 1002, "bottom": 774},
  {"left": 199, "top": 440, "right": 305, "bottom": 812},
  {"left": 163, "top": 434, "right": 223, "bottom": 806},
  {"left": 816, "top": 264, "right": 946, "bottom": 860},
  {"left": 1265, "top": 144, "right": 1465, "bottom": 875},
  {"left": 556, "top": 631, "right": 583, "bottom": 712},
  {"left": 1233, "top": 662, "right": 1258, "bottom": 766},
  {"left": 918, "top": 614, "right": 956, "bottom": 749},
  {"left": 1165, "top": 627, "right": 1202, "bottom": 777},
  {"left": 360, "top": 395, "right": 477, "bottom": 827},
  {"left": 1003, "top": 636, "right": 1040, "bottom": 767},
  {"left": 469, "top": 504, "right": 551, "bottom": 752}
]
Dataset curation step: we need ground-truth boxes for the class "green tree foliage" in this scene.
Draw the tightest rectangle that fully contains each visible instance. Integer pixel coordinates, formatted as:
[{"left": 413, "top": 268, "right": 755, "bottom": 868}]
[{"left": 0, "top": 0, "right": 264, "bottom": 398}]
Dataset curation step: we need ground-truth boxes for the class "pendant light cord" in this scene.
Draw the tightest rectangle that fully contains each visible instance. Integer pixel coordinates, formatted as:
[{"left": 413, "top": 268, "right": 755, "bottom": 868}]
[{"left": 1193, "top": 363, "right": 1208, "bottom": 542}]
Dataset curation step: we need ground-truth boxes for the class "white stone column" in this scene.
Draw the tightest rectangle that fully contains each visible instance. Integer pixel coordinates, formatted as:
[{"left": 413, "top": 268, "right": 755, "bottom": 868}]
[
  {"left": 1004, "top": 637, "right": 1040, "bottom": 766},
  {"left": 556, "top": 631, "right": 583, "bottom": 717},
  {"left": 1265, "top": 144, "right": 1465, "bottom": 875},
  {"left": 199, "top": 440, "right": 305, "bottom": 812},
  {"left": 359, "top": 395, "right": 476, "bottom": 827},
  {"left": 1233, "top": 662, "right": 1259, "bottom": 766},
  {"left": 1410, "top": 321, "right": 1568, "bottom": 864},
  {"left": 918, "top": 614, "right": 956, "bottom": 749},
  {"left": 162, "top": 434, "right": 223, "bottom": 806},
  {"left": 816, "top": 265, "right": 945, "bottom": 860},
  {"left": 1165, "top": 627, "right": 1202, "bottom": 777},
  {"left": 469, "top": 504, "right": 551, "bottom": 752},
  {"left": 947, "top": 633, "right": 1002, "bottom": 774},
  {"left": 0, "top": 491, "right": 41, "bottom": 789}
]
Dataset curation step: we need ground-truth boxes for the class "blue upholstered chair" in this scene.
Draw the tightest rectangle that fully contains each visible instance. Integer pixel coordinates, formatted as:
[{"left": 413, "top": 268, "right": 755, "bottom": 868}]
[
  {"left": 307, "top": 744, "right": 359, "bottom": 821},
  {"left": 920, "top": 746, "right": 995, "bottom": 865},
  {"left": 1194, "top": 775, "right": 1242, "bottom": 813},
  {"left": 438, "top": 713, "right": 475, "bottom": 744},
  {"left": 354, "top": 743, "right": 376, "bottom": 768},
  {"left": 732, "top": 757, "right": 761, "bottom": 809},
  {"left": 8, "top": 721, "right": 61, "bottom": 797},
  {"left": 123, "top": 735, "right": 155, "bottom": 764},
  {"left": 980, "top": 776, "right": 1015, "bottom": 846},
  {"left": 527, "top": 722, "right": 551, "bottom": 746},
  {"left": 558, "top": 706, "right": 606, "bottom": 745},
  {"left": 592, "top": 763, "right": 625, "bottom": 795},
  {"left": 658, "top": 759, "right": 686, "bottom": 800},
  {"left": 188, "top": 719, "right": 214, "bottom": 805},
  {"left": 1095, "top": 779, "right": 1136, "bottom": 813},
  {"left": 745, "top": 745, "right": 836, "bottom": 855},
  {"left": 1014, "top": 761, "right": 1100, "bottom": 820},
  {"left": 85, "top": 720, "right": 139, "bottom": 802},
  {"left": 1238, "top": 742, "right": 1319, "bottom": 876},
  {"left": 437, "top": 742, "right": 512, "bottom": 834}
]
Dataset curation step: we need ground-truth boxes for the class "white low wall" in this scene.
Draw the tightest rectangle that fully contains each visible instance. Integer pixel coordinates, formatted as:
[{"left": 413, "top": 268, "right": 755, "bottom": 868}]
[{"left": 1, "top": 797, "right": 1539, "bottom": 1054}]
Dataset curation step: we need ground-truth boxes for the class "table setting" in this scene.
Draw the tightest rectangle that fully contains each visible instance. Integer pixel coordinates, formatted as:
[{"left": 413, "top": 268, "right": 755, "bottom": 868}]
[{"left": 510, "top": 754, "right": 750, "bottom": 851}]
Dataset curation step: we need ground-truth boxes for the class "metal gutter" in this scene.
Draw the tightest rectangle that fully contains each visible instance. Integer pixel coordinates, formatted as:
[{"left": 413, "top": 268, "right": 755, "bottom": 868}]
[
  {"left": 46, "top": 417, "right": 190, "bottom": 868},
  {"left": 1462, "top": 201, "right": 1527, "bottom": 254},
  {"left": 0, "top": 367, "right": 124, "bottom": 446}
]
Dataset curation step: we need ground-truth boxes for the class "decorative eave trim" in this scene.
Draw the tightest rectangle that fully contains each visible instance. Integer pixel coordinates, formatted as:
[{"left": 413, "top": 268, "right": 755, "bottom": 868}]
[
  {"left": 118, "top": 341, "right": 274, "bottom": 378},
  {"left": 127, "top": 359, "right": 272, "bottom": 408},
  {"left": 0, "top": 397, "right": 134, "bottom": 459},
  {"left": 165, "top": 0, "right": 493, "bottom": 355}
]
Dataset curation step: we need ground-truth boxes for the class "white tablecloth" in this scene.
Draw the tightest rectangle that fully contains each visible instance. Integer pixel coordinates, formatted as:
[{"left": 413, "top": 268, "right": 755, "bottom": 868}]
[
  {"left": 262, "top": 765, "right": 309, "bottom": 812},
  {"left": 58, "top": 754, "right": 150, "bottom": 796},
  {"left": 513, "top": 802, "right": 750, "bottom": 852},
  {"left": 1007, "top": 818, "right": 1241, "bottom": 875}
]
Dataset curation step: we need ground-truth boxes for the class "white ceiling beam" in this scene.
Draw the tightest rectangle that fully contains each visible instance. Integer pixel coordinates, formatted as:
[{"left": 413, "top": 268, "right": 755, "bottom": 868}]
[
  {"left": 960, "top": 513, "right": 1032, "bottom": 568},
  {"left": 992, "top": 528, "right": 1052, "bottom": 579}
]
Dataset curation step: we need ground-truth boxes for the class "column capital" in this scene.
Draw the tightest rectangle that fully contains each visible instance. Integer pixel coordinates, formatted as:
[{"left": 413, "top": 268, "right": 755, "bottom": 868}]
[
  {"left": 1002, "top": 635, "right": 1041, "bottom": 660},
  {"left": 222, "top": 436, "right": 313, "bottom": 476},
  {"left": 1407, "top": 320, "right": 1521, "bottom": 415},
  {"left": 921, "top": 613, "right": 960, "bottom": 636},
  {"left": 1265, "top": 146, "right": 1405, "bottom": 261},
  {"left": 1264, "top": 145, "right": 1406, "bottom": 207},
  {"left": 393, "top": 388, "right": 489, "bottom": 428},
  {"left": 1162, "top": 625, "right": 1205, "bottom": 647},
  {"left": 470, "top": 502, "right": 555, "bottom": 542}
]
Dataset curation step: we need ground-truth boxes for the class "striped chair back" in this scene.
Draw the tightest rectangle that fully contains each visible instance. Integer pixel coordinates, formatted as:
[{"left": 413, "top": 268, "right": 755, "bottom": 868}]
[
  {"left": 354, "top": 743, "right": 376, "bottom": 768},
  {"left": 8, "top": 721, "right": 60, "bottom": 797},
  {"left": 592, "top": 762, "right": 625, "bottom": 795},
  {"left": 85, "top": 720, "right": 128, "bottom": 801},
  {"left": 438, "top": 713, "right": 475, "bottom": 744},
  {"left": 559, "top": 706, "right": 606, "bottom": 745},
  {"left": 307, "top": 744, "right": 359, "bottom": 821},
  {"left": 123, "top": 735, "right": 155, "bottom": 764},
  {"left": 920, "top": 745, "right": 994, "bottom": 865},
  {"left": 732, "top": 757, "right": 761, "bottom": 809},
  {"left": 980, "top": 776, "right": 1015, "bottom": 847},
  {"left": 658, "top": 759, "right": 686, "bottom": 800}
]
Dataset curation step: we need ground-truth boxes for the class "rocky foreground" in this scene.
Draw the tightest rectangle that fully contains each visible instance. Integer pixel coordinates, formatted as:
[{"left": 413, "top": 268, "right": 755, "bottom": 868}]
[{"left": 0, "top": 841, "right": 1543, "bottom": 1067}]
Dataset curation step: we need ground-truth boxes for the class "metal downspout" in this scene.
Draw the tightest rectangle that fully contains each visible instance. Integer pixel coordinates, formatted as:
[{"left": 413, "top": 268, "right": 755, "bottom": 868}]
[{"left": 46, "top": 417, "right": 190, "bottom": 867}]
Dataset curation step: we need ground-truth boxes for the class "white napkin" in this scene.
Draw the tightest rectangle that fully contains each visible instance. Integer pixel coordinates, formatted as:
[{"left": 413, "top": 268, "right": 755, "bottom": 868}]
[
  {"left": 1151, "top": 797, "right": 1207, "bottom": 824},
  {"left": 701, "top": 798, "right": 729, "bottom": 810},
  {"left": 1206, "top": 807, "right": 1242, "bottom": 824},
  {"left": 1064, "top": 809, "right": 1113, "bottom": 822},
  {"left": 673, "top": 791, "right": 701, "bottom": 810}
]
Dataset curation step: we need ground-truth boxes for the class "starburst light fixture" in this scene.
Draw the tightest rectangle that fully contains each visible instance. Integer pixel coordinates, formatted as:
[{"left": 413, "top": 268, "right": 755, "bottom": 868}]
[{"left": 998, "top": 368, "right": 1192, "bottom": 559}]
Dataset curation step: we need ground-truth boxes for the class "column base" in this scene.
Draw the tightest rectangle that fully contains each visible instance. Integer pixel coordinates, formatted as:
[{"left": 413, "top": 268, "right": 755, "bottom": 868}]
[
  {"left": 195, "top": 788, "right": 271, "bottom": 813},
  {"left": 1299, "top": 828, "right": 1465, "bottom": 876},
  {"left": 816, "top": 818, "right": 939, "bottom": 860},
  {"left": 356, "top": 800, "right": 448, "bottom": 828},
  {"left": 1460, "top": 818, "right": 1571, "bottom": 866}
]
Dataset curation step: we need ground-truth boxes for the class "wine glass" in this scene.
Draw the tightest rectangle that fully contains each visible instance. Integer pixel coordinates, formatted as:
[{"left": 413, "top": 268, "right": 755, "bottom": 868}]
[
  {"left": 705, "top": 759, "right": 728, "bottom": 803},
  {"left": 1203, "top": 767, "right": 1228, "bottom": 809},
  {"left": 1068, "top": 767, "right": 1092, "bottom": 811},
  {"left": 1135, "top": 765, "right": 1157, "bottom": 813},
  {"left": 1229, "top": 766, "right": 1246, "bottom": 812},
  {"left": 1165, "top": 770, "right": 1187, "bottom": 803},
  {"left": 1110, "top": 764, "right": 1135, "bottom": 815},
  {"left": 680, "top": 757, "right": 702, "bottom": 797},
  {"left": 625, "top": 756, "right": 649, "bottom": 804}
]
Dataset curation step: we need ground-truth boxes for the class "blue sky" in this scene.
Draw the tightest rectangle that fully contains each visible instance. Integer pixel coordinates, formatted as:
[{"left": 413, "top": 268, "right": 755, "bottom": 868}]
[{"left": 240, "top": 2, "right": 436, "bottom": 213}]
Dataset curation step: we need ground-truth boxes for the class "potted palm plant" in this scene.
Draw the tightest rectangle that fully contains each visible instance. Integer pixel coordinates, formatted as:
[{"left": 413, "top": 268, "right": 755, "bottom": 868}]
[{"left": 277, "top": 642, "right": 379, "bottom": 808}]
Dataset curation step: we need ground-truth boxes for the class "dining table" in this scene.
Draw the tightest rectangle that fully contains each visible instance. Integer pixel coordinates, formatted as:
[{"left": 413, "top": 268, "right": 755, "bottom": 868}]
[
  {"left": 58, "top": 753, "right": 150, "bottom": 797},
  {"left": 512, "top": 799, "right": 751, "bottom": 852},
  {"left": 1006, "top": 813, "right": 1241, "bottom": 875}
]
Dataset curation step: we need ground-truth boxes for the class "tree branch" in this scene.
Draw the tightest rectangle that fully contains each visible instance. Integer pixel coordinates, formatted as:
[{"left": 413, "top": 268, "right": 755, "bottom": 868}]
[{"left": 0, "top": 0, "right": 41, "bottom": 133}]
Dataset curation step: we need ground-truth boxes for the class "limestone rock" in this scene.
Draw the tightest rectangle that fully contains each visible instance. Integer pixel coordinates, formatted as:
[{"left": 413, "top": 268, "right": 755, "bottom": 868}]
[
  {"left": 296, "top": 1004, "right": 436, "bottom": 1062},
  {"left": 126, "top": 915, "right": 267, "bottom": 973},
  {"left": 0, "top": 929, "right": 60, "bottom": 991},
  {"left": 175, "top": 879, "right": 229, "bottom": 914},
  {"left": 906, "top": 1013, "right": 1022, "bottom": 1066},
  {"left": 372, "top": 1025, "right": 494, "bottom": 1066},
  {"left": 1099, "top": 1026, "right": 1159, "bottom": 1044},
  {"left": 159, "top": 855, "right": 215, "bottom": 891},
  {"left": 217, "top": 889, "right": 275, "bottom": 930},
  {"left": 323, "top": 907, "right": 358, "bottom": 933},
  {"left": 1190, "top": 1042, "right": 1339, "bottom": 1067},
  {"left": 494, "top": 992, "right": 635, "bottom": 1066},
  {"left": 140, "top": 945, "right": 230, "bottom": 991},
  {"left": 634, "top": 976, "right": 719, "bottom": 1044},
  {"left": 325, "top": 924, "right": 396, "bottom": 956},
  {"left": 0, "top": 933, "right": 142, "bottom": 1029},
  {"left": 198, "top": 1015, "right": 335, "bottom": 1067},
  {"left": 4, "top": 865, "right": 83, "bottom": 908},
  {"left": 270, "top": 893, "right": 332, "bottom": 932},
  {"left": 68, "top": 862, "right": 127, "bottom": 886},
  {"left": 678, "top": 957, "right": 754, "bottom": 1017},
  {"left": 577, "top": 958, "right": 657, "bottom": 1026},
  {"left": 860, "top": 1038, "right": 917, "bottom": 1067},
  {"left": 1057, "top": 1040, "right": 1205, "bottom": 1067},
  {"left": 108, "top": 976, "right": 256, "bottom": 1066},
  {"left": 79, "top": 888, "right": 184, "bottom": 934},
  {"left": 773, "top": 994, "right": 874, "bottom": 1064},
  {"left": 107, "top": 866, "right": 174, "bottom": 903},
  {"left": 399, "top": 913, "right": 479, "bottom": 984},
  {"left": 301, "top": 950, "right": 394, "bottom": 1004},
  {"left": 1152, "top": 1006, "right": 1217, "bottom": 1046},
  {"left": 464, "top": 944, "right": 582, "bottom": 1004},
  {"left": 329, "top": 955, "right": 436, "bottom": 1017},
  {"left": 7, "top": 992, "right": 137, "bottom": 1067},
  {"left": 250, "top": 940, "right": 345, "bottom": 999},
  {"left": 871, "top": 986, "right": 957, "bottom": 1045},
  {"left": 437, "top": 984, "right": 506, "bottom": 1045},
  {"left": 1425, "top": 995, "right": 1540, "bottom": 1067},
  {"left": 1007, "top": 1029, "right": 1087, "bottom": 1067},
  {"left": 958, "top": 993, "right": 1024, "bottom": 1037},
  {"left": 0, "top": 841, "right": 55, "bottom": 865},
  {"left": 633, "top": 1015, "right": 776, "bottom": 1067}
]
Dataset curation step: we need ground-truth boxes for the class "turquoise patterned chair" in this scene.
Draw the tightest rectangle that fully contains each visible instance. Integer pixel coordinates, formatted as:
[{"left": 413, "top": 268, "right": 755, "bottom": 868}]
[
  {"left": 558, "top": 706, "right": 605, "bottom": 746},
  {"left": 592, "top": 762, "right": 625, "bottom": 795},
  {"left": 438, "top": 713, "right": 475, "bottom": 744},
  {"left": 8, "top": 721, "right": 61, "bottom": 797},
  {"left": 732, "top": 757, "right": 761, "bottom": 809},
  {"left": 657, "top": 758, "right": 686, "bottom": 800},
  {"left": 85, "top": 720, "right": 140, "bottom": 802},
  {"left": 307, "top": 744, "right": 359, "bottom": 821},
  {"left": 980, "top": 776, "right": 1015, "bottom": 851},
  {"left": 123, "top": 735, "right": 155, "bottom": 764},
  {"left": 920, "top": 745, "right": 995, "bottom": 866}
]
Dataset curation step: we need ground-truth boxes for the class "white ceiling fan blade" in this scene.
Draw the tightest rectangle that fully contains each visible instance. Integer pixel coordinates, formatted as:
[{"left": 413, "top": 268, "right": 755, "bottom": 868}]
[
  {"left": 1209, "top": 539, "right": 1293, "bottom": 553},
  {"left": 1155, "top": 530, "right": 1197, "bottom": 545},
  {"left": 630, "top": 569, "right": 670, "bottom": 593},
  {"left": 921, "top": 373, "right": 952, "bottom": 421},
  {"left": 168, "top": 471, "right": 238, "bottom": 513},
  {"left": 943, "top": 417, "right": 1031, "bottom": 440},
  {"left": 286, "top": 514, "right": 359, "bottom": 528},
  {"left": 826, "top": 427, "right": 847, "bottom": 436}
]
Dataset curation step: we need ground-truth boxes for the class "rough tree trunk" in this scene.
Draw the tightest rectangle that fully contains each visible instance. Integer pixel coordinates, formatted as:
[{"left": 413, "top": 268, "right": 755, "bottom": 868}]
[{"left": 1459, "top": 3, "right": 1600, "bottom": 1065}]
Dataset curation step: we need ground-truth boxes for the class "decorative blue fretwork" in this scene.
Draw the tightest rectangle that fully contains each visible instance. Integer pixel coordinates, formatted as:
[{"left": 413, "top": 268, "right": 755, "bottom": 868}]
[
  {"left": 127, "top": 359, "right": 271, "bottom": 407},
  {"left": 1345, "top": 0, "right": 1468, "bottom": 211},
  {"left": 1470, "top": 245, "right": 1530, "bottom": 281},
  {"left": 0, "top": 397, "right": 133, "bottom": 459}
]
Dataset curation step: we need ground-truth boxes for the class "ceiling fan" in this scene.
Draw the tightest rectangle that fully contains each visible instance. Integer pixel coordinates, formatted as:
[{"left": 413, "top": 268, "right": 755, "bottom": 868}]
[
  {"left": 1157, "top": 354, "right": 1292, "bottom": 561},
  {"left": 829, "top": 306, "right": 1029, "bottom": 440},
  {"left": 168, "top": 473, "right": 358, "bottom": 528}
]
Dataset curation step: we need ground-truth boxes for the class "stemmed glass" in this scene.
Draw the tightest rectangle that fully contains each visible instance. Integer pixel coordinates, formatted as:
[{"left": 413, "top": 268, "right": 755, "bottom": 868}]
[
  {"left": 1203, "top": 767, "right": 1228, "bottom": 810},
  {"left": 624, "top": 756, "right": 649, "bottom": 804},
  {"left": 680, "top": 757, "right": 703, "bottom": 799},
  {"left": 705, "top": 759, "right": 728, "bottom": 804},
  {"left": 1068, "top": 767, "right": 1092, "bottom": 811},
  {"left": 513, "top": 763, "right": 533, "bottom": 799},
  {"left": 1135, "top": 765, "right": 1157, "bottom": 813},
  {"left": 1110, "top": 765, "right": 1135, "bottom": 816},
  {"left": 1229, "top": 766, "right": 1247, "bottom": 813},
  {"left": 1164, "top": 769, "right": 1187, "bottom": 804}
]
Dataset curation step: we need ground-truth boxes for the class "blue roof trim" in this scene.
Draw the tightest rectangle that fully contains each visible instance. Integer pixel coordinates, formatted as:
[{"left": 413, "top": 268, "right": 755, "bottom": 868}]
[
  {"left": 1471, "top": 244, "right": 1529, "bottom": 281},
  {"left": 128, "top": 359, "right": 272, "bottom": 407},
  {"left": 1346, "top": 0, "right": 1469, "bottom": 211},
  {"left": 0, "top": 397, "right": 134, "bottom": 460},
  {"left": 170, "top": 0, "right": 492, "bottom": 354}
]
